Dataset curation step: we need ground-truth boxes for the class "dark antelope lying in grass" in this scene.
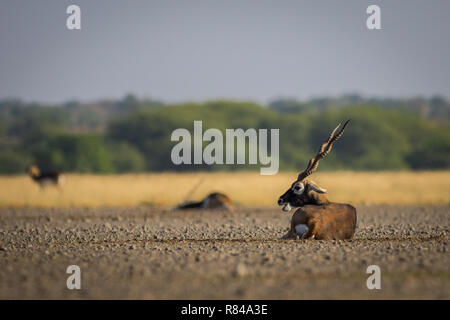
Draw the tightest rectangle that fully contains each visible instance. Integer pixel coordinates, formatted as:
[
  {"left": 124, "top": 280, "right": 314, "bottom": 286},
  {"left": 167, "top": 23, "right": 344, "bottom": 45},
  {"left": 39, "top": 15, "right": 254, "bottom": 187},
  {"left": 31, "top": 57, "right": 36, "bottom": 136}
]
[
  {"left": 177, "top": 192, "right": 234, "bottom": 211},
  {"left": 278, "top": 120, "right": 357, "bottom": 240},
  {"left": 28, "top": 165, "right": 64, "bottom": 189}
]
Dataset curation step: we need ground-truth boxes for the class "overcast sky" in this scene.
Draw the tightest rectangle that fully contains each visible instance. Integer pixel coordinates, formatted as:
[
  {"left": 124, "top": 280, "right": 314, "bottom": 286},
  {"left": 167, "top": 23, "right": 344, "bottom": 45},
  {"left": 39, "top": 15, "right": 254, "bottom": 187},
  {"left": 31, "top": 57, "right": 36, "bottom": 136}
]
[{"left": 0, "top": 0, "right": 449, "bottom": 104}]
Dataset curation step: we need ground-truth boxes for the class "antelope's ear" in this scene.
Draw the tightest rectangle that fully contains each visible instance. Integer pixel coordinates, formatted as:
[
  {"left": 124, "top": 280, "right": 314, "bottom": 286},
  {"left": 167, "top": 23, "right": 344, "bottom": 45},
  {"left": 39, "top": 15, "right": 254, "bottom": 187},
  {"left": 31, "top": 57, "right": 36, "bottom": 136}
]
[{"left": 305, "top": 180, "right": 327, "bottom": 194}]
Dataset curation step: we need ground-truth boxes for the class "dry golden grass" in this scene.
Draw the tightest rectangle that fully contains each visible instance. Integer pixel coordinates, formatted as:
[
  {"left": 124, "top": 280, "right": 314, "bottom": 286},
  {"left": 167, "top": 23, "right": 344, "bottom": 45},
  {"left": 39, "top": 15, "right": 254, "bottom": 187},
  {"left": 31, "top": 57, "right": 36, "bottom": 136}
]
[{"left": 0, "top": 171, "right": 449, "bottom": 208}]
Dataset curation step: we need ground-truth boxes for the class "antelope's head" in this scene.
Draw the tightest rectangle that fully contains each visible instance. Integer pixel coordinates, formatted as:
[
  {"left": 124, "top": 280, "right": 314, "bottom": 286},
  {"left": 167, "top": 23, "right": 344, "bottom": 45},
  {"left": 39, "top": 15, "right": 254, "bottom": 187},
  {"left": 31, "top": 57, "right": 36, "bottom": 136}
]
[
  {"left": 28, "top": 165, "right": 40, "bottom": 178},
  {"left": 278, "top": 120, "right": 350, "bottom": 212},
  {"left": 278, "top": 180, "right": 327, "bottom": 211}
]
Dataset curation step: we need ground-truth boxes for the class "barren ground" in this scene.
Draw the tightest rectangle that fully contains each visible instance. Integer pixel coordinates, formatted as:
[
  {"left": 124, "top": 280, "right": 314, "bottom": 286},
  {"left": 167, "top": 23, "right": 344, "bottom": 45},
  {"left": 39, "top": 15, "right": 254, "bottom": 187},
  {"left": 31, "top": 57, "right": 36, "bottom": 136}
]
[{"left": 0, "top": 205, "right": 448, "bottom": 299}]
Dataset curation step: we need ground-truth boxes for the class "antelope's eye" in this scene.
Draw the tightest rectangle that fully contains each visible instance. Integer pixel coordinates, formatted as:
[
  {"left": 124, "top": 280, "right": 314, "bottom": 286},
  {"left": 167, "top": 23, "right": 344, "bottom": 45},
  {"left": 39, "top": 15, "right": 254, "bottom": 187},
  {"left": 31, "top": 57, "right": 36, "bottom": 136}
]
[{"left": 294, "top": 186, "right": 300, "bottom": 191}]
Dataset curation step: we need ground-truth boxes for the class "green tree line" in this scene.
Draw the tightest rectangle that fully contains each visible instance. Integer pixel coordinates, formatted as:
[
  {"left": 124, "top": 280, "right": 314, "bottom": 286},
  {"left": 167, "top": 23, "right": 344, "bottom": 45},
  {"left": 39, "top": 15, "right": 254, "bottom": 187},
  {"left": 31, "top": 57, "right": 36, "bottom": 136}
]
[{"left": 0, "top": 96, "right": 449, "bottom": 174}]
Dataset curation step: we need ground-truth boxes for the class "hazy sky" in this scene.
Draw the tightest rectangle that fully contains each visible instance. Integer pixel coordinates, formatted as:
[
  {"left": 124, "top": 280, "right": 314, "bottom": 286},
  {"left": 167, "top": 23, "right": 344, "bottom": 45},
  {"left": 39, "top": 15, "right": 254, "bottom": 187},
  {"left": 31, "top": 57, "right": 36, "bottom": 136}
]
[{"left": 0, "top": 0, "right": 449, "bottom": 104}]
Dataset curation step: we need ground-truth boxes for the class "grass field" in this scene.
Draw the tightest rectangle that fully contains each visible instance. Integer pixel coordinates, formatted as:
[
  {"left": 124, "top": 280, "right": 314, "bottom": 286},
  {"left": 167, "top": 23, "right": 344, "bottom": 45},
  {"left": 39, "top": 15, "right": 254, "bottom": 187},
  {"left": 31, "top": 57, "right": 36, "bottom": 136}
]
[{"left": 0, "top": 171, "right": 449, "bottom": 208}]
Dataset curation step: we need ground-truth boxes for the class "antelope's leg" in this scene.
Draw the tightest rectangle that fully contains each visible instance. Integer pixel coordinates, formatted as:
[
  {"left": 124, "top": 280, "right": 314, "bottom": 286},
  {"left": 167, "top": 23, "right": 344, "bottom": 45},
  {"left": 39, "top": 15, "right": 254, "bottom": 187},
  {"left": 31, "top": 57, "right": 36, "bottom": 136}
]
[
  {"left": 301, "top": 224, "right": 315, "bottom": 239},
  {"left": 294, "top": 224, "right": 310, "bottom": 239}
]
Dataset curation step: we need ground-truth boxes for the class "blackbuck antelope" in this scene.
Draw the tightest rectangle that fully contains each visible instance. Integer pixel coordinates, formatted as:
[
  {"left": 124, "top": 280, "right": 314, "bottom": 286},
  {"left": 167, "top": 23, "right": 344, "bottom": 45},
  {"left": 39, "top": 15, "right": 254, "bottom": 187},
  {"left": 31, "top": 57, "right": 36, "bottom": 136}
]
[
  {"left": 278, "top": 120, "right": 357, "bottom": 240},
  {"left": 177, "top": 192, "right": 234, "bottom": 211},
  {"left": 28, "top": 165, "right": 64, "bottom": 189}
]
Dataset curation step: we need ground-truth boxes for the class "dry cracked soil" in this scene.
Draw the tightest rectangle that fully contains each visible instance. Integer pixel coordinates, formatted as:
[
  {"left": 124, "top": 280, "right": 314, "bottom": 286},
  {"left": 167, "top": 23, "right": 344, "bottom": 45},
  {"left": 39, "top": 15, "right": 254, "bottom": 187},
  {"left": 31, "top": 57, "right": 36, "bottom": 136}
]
[{"left": 0, "top": 205, "right": 448, "bottom": 299}]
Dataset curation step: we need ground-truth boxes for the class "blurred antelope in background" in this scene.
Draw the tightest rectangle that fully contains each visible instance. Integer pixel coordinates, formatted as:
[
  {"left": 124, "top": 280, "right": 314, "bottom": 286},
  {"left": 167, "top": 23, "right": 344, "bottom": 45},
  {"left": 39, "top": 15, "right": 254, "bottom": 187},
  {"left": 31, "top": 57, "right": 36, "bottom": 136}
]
[
  {"left": 177, "top": 192, "right": 234, "bottom": 211},
  {"left": 28, "top": 165, "right": 64, "bottom": 189},
  {"left": 278, "top": 120, "right": 357, "bottom": 240}
]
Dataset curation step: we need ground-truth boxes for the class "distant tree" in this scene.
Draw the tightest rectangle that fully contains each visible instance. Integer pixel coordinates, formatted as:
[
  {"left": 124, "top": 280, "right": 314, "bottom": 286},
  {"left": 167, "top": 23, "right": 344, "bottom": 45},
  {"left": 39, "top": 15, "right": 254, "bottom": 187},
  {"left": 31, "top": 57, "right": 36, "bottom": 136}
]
[
  {"left": 269, "top": 99, "right": 310, "bottom": 113},
  {"left": 107, "top": 142, "right": 146, "bottom": 173},
  {"left": 0, "top": 97, "right": 449, "bottom": 174},
  {"left": 0, "top": 151, "right": 31, "bottom": 174},
  {"left": 406, "top": 129, "right": 450, "bottom": 169},
  {"left": 32, "top": 134, "right": 115, "bottom": 173},
  {"left": 0, "top": 120, "right": 5, "bottom": 137},
  {"left": 119, "top": 93, "right": 140, "bottom": 110}
]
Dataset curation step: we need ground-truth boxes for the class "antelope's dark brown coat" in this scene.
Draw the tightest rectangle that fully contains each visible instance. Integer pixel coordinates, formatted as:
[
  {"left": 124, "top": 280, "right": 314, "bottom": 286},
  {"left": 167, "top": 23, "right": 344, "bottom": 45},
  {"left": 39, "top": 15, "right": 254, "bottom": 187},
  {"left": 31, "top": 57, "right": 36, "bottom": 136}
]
[{"left": 282, "top": 203, "right": 357, "bottom": 240}]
